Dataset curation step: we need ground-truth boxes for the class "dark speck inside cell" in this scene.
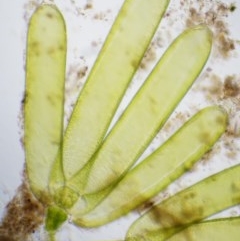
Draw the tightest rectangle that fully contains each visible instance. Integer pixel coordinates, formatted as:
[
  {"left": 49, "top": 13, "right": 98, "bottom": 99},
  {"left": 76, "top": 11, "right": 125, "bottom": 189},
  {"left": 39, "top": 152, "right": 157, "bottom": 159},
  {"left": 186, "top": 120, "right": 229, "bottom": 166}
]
[{"left": 46, "top": 12, "right": 54, "bottom": 18}]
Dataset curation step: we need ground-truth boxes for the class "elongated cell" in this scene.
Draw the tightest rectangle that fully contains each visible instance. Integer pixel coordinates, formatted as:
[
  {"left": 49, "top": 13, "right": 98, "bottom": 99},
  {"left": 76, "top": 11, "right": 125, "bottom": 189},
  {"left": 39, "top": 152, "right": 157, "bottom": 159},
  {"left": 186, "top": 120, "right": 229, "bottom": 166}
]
[
  {"left": 167, "top": 217, "right": 240, "bottom": 241},
  {"left": 24, "top": 4, "right": 66, "bottom": 202},
  {"left": 75, "top": 106, "right": 227, "bottom": 227},
  {"left": 69, "top": 25, "right": 213, "bottom": 218},
  {"left": 126, "top": 164, "right": 240, "bottom": 241},
  {"left": 68, "top": 25, "right": 213, "bottom": 197},
  {"left": 49, "top": 0, "right": 171, "bottom": 195}
]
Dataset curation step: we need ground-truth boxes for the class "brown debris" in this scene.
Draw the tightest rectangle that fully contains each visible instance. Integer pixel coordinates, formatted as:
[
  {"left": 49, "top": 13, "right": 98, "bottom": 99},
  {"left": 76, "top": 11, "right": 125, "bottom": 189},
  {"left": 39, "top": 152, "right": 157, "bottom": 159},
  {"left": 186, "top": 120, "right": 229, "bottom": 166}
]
[
  {"left": 223, "top": 75, "right": 240, "bottom": 98},
  {"left": 84, "top": 2, "right": 93, "bottom": 10},
  {"left": 216, "top": 33, "right": 235, "bottom": 58},
  {"left": 93, "top": 10, "right": 111, "bottom": 21},
  {"left": 0, "top": 181, "right": 45, "bottom": 241},
  {"left": 76, "top": 66, "right": 88, "bottom": 79},
  {"left": 139, "top": 44, "right": 157, "bottom": 70},
  {"left": 185, "top": 2, "right": 236, "bottom": 58}
]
